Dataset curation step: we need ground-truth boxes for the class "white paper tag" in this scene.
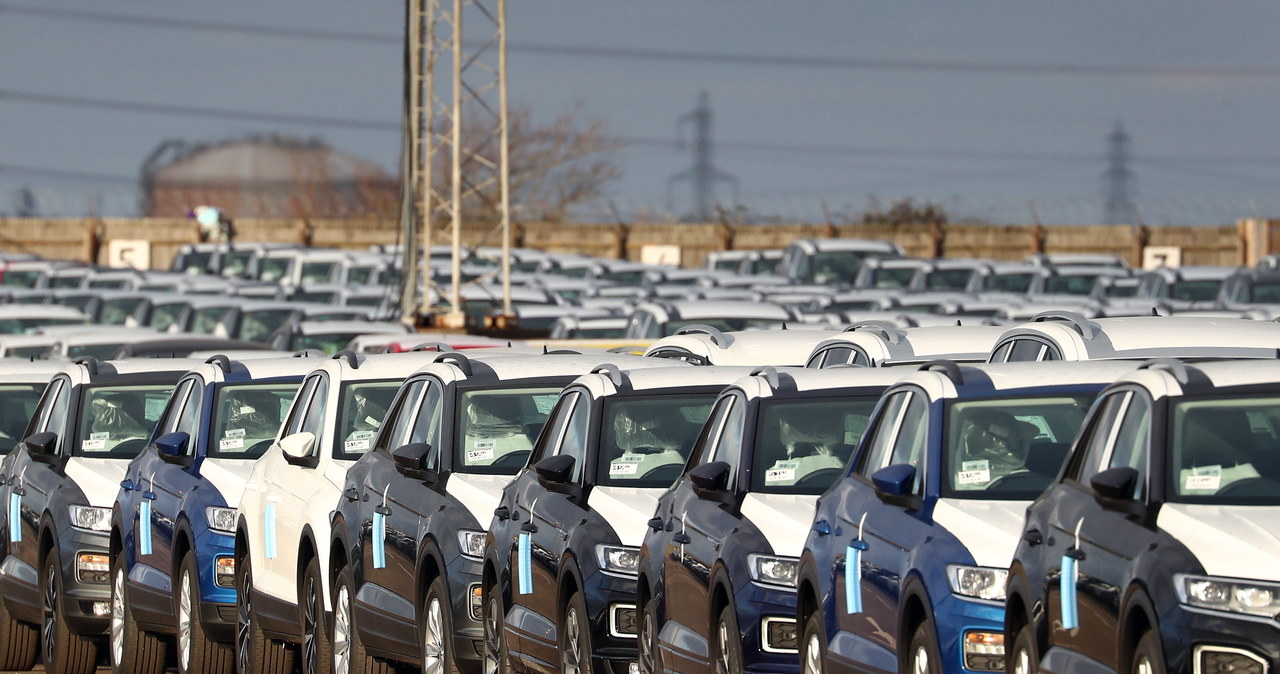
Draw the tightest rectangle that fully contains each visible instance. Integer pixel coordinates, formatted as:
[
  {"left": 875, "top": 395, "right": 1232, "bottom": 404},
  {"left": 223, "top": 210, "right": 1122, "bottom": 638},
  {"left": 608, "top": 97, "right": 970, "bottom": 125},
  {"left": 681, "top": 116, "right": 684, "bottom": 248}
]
[
  {"left": 220, "top": 438, "right": 245, "bottom": 450},
  {"left": 350, "top": 430, "right": 375, "bottom": 441},
  {"left": 467, "top": 448, "right": 495, "bottom": 463},
  {"left": 239, "top": 406, "right": 256, "bottom": 415},
  {"left": 82, "top": 439, "right": 106, "bottom": 450},
  {"left": 89, "top": 432, "right": 110, "bottom": 440},
  {"left": 344, "top": 439, "right": 371, "bottom": 451},
  {"left": 364, "top": 415, "right": 382, "bottom": 428},
  {"left": 610, "top": 461, "right": 639, "bottom": 476},
  {"left": 474, "top": 439, "right": 495, "bottom": 449},
  {"left": 1185, "top": 465, "right": 1222, "bottom": 491},
  {"left": 225, "top": 428, "right": 246, "bottom": 438},
  {"left": 957, "top": 460, "right": 991, "bottom": 486},
  {"left": 765, "top": 460, "right": 799, "bottom": 485}
]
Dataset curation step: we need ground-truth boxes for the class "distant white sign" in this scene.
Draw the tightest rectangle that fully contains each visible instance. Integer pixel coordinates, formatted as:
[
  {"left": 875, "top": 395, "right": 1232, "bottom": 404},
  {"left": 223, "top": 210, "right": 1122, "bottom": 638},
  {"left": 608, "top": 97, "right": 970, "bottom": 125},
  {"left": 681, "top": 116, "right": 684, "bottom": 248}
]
[
  {"left": 641, "top": 244, "right": 681, "bottom": 266},
  {"left": 107, "top": 240, "right": 151, "bottom": 270},
  {"left": 1142, "top": 246, "right": 1181, "bottom": 270}
]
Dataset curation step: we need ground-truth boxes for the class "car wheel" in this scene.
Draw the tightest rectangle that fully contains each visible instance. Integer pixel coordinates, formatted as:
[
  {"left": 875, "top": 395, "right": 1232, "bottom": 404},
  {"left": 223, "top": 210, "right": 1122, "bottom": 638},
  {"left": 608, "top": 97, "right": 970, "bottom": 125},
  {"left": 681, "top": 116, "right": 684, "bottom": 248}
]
[
  {"left": 41, "top": 547, "right": 98, "bottom": 674},
  {"left": 178, "top": 551, "right": 233, "bottom": 674},
  {"left": 906, "top": 618, "right": 941, "bottom": 674},
  {"left": 236, "top": 555, "right": 294, "bottom": 674},
  {"left": 0, "top": 561, "right": 38, "bottom": 671},
  {"left": 1008, "top": 623, "right": 1038, "bottom": 674},
  {"left": 482, "top": 581, "right": 511, "bottom": 674},
  {"left": 332, "top": 566, "right": 387, "bottom": 674},
  {"left": 637, "top": 594, "right": 662, "bottom": 674},
  {"left": 300, "top": 557, "right": 333, "bottom": 674},
  {"left": 800, "top": 611, "right": 827, "bottom": 674},
  {"left": 560, "top": 591, "right": 592, "bottom": 674},
  {"left": 712, "top": 604, "right": 743, "bottom": 674},
  {"left": 421, "top": 577, "right": 459, "bottom": 674},
  {"left": 111, "top": 550, "right": 167, "bottom": 674},
  {"left": 1130, "top": 631, "right": 1165, "bottom": 674}
]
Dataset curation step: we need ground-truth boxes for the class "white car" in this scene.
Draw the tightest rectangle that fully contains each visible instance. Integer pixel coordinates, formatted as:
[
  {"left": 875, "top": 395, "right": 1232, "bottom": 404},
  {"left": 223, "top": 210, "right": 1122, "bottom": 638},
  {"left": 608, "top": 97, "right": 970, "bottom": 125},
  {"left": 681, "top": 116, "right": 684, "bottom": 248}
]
[
  {"left": 987, "top": 311, "right": 1280, "bottom": 362},
  {"left": 805, "top": 322, "right": 1006, "bottom": 367}
]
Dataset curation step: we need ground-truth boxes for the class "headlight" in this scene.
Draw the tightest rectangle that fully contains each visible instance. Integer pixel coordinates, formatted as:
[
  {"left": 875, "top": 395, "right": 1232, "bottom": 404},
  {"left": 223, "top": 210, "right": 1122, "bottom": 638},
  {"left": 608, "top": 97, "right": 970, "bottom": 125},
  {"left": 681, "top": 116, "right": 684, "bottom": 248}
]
[
  {"left": 1176, "top": 574, "right": 1280, "bottom": 618},
  {"left": 596, "top": 544, "right": 641, "bottom": 577},
  {"left": 68, "top": 505, "right": 110, "bottom": 532},
  {"left": 947, "top": 565, "right": 1007, "bottom": 602},
  {"left": 748, "top": 554, "right": 799, "bottom": 589},
  {"left": 205, "top": 507, "right": 237, "bottom": 535},
  {"left": 458, "top": 530, "right": 486, "bottom": 559}
]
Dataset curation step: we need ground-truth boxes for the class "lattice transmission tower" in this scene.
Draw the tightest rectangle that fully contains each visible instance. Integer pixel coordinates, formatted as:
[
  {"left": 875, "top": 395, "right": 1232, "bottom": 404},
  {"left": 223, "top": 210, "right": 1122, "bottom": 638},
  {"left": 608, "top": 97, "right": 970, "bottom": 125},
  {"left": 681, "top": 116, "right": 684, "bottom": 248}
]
[{"left": 1103, "top": 121, "right": 1138, "bottom": 225}]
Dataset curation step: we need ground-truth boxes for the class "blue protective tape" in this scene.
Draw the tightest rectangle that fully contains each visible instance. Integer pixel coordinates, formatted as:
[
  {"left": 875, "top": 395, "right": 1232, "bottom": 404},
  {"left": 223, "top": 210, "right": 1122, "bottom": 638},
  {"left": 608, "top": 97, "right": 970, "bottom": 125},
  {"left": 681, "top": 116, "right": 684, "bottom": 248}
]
[
  {"left": 372, "top": 512, "right": 386, "bottom": 569},
  {"left": 264, "top": 504, "right": 277, "bottom": 559},
  {"left": 139, "top": 500, "right": 152, "bottom": 555},
  {"left": 845, "top": 541, "right": 866, "bottom": 614},
  {"left": 1060, "top": 555, "right": 1078, "bottom": 630},
  {"left": 8, "top": 493, "right": 20, "bottom": 543},
  {"left": 517, "top": 533, "right": 532, "bottom": 595}
]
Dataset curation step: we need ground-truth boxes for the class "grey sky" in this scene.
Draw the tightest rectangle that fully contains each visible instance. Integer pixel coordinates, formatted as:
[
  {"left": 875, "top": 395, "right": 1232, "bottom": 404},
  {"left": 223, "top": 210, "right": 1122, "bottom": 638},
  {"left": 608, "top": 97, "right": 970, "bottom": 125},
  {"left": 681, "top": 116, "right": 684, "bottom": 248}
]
[{"left": 4, "top": 1, "right": 1280, "bottom": 225}]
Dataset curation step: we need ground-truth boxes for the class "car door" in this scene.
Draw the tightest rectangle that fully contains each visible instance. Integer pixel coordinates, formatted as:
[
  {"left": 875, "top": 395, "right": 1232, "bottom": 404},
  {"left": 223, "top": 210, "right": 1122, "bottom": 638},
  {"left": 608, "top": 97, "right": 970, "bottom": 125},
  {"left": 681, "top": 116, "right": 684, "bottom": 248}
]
[
  {"left": 5, "top": 376, "right": 70, "bottom": 597},
  {"left": 141, "top": 377, "right": 203, "bottom": 581}
]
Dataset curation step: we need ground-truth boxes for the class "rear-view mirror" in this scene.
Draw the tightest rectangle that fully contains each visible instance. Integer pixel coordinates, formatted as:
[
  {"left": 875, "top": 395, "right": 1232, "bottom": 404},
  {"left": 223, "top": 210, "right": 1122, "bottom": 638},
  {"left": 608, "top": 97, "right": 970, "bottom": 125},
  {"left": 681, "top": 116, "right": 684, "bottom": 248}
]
[
  {"left": 24, "top": 432, "right": 57, "bottom": 463},
  {"left": 280, "top": 432, "right": 317, "bottom": 467},
  {"left": 872, "top": 463, "right": 917, "bottom": 498},
  {"left": 156, "top": 432, "right": 191, "bottom": 463}
]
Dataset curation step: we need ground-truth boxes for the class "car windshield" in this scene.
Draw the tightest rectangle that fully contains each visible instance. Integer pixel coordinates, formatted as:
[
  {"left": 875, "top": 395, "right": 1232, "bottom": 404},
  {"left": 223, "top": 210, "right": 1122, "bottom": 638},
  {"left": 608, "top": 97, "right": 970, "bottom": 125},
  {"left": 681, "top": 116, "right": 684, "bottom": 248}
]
[
  {"left": 149, "top": 303, "right": 185, "bottom": 331},
  {"left": 5, "top": 346, "right": 48, "bottom": 359},
  {"left": 869, "top": 268, "right": 916, "bottom": 289},
  {"left": 78, "top": 384, "right": 175, "bottom": 457},
  {"left": 942, "top": 394, "right": 1093, "bottom": 500},
  {"left": 333, "top": 381, "right": 402, "bottom": 459},
  {"left": 985, "top": 273, "right": 1033, "bottom": 293},
  {"left": 1104, "top": 283, "right": 1138, "bottom": 298},
  {"left": 300, "top": 262, "right": 337, "bottom": 284},
  {"left": 180, "top": 252, "right": 213, "bottom": 273},
  {"left": 192, "top": 306, "right": 232, "bottom": 334},
  {"left": 1247, "top": 282, "right": 1280, "bottom": 304},
  {"left": 2, "top": 271, "right": 41, "bottom": 288},
  {"left": 0, "top": 384, "right": 47, "bottom": 453},
  {"left": 258, "top": 258, "right": 293, "bottom": 282},
  {"left": 752, "top": 396, "right": 879, "bottom": 494},
  {"left": 346, "top": 266, "right": 376, "bottom": 285},
  {"left": 598, "top": 394, "right": 717, "bottom": 488},
  {"left": 294, "top": 332, "right": 362, "bottom": 356},
  {"left": 455, "top": 387, "right": 562, "bottom": 475},
  {"left": 48, "top": 276, "right": 84, "bottom": 290},
  {"left": 66, "top": 343, "right": 129, "bottom": 360},
  {"left": 1044, "top": 274, "right": 1101, "bottom": 295},
  {"left": 0, "top": 317, "right": 87, "bottom": 335},
  {"left": 1168, "top": 396, "right": 1280, "bottom": 505},
  {"left": 209, "top": 383, "right": 299, "bottom": 458},
  {"left": 99, "top": 298, "right": 144, "bottom": 325},
  {"left": 1168, "top": 280, "right": 1221, "bottom": 302},
  {"left": 663, "top": 318, "right": 784, "bottom": 336},
  {"left": 808, "top": 251, "right": 867, "bottom": 284},
  {"left": 576, "top": 325, "right": 628, "bottom": 338},
  {"left": 926, "top": 269, "right": 974, "bottom": 290},
  {"left": 218, "top": 251, "right": 254, "bottom": 277},
  {"left": 238, "top": 309, "right": 294, "bottom": 342}
]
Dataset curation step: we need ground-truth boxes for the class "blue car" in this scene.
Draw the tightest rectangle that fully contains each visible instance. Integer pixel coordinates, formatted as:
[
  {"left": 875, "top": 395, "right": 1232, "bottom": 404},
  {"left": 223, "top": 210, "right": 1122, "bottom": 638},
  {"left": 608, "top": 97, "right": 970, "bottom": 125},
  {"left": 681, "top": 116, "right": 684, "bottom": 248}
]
[
  {"left": 109, "top": 355, "right": 316, "bottom": 674},
  {"left": 795, "top": 360, "right": 1135, "bottom": 674}
]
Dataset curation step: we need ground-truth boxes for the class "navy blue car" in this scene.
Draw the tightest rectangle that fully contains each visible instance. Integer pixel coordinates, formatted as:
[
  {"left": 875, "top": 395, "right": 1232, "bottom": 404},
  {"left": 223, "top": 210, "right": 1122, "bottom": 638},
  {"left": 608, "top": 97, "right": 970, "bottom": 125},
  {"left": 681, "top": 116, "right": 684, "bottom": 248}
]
[
  {"left": 110, "top": 355, "right": 315, "bottom": 674},
  {"left": 795, "top": 360, "right": 1135, "bottom": 674}
]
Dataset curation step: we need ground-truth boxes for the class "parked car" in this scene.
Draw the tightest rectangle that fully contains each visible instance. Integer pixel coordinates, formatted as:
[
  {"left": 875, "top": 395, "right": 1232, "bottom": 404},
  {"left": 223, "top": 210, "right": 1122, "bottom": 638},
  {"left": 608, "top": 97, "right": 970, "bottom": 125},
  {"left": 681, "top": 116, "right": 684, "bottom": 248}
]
[
  {"left": 637, "top": 366, "right": 913, "bottom": 673},
  {"left": 645, "top": 325, "right": 838, "bottom": 366},
  {"left": 806, "top": 323, "right": 1005, "bottom": 368},
  {"left": 987, "top": 312, "right": 1280, "bottom": 362},
  {"left": 484, "top": 364, "right": 745, "bottom": 673},
  {"left": 0, "top": 305, "right": 89, "bottom": 335},
  {"left": 794, "top": 359, "right": 1137, "bottom": 674},
  {"left": 623, "top": 300, "right": 794, "bottom": 339},
  {"left": 780, "top": 238, "right": 904, "bottom": 285},
  {"left": 1005, "top": 359, "right": 1280, "bottom": 674},
  {"left": 0, "top": 357, "right": 198, "bottom": 674},
  {"left": 110, "top": 355, "right": 317, "bottom": 674},
  {"left": 0, "top": 360, "right": 68, "bottom": 454}
]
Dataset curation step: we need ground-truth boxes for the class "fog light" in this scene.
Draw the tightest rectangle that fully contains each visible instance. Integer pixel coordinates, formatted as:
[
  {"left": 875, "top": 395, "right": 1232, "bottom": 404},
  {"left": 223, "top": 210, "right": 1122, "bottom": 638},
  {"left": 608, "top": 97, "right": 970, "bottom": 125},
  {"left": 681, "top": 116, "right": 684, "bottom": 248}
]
[
  {"left": 627, "top": 663, "right": 640, "bottom": 674},
  {"left": 214, "top": 556, "right": 236, "bottom": 588},
  {"left": 962, "top": 631, "right": 1005, "bottom": 672},
  {"left": 468, "top": 584, "right": 483, "bottom": 622},
  {"left": 91, "top": 601, "right": 110, "bottom": 617},
  {"left": 762, "top": 616, "right": 798, "bottom": 653},
  {"left": 76, "top": 553, "right": 109, "bottom": 583},
  {"left": 1196, "top": 645, "right": 1266, "bottom": 674},
  {"left": 610, "top": 604, "right": 637, "bottom": 638}
]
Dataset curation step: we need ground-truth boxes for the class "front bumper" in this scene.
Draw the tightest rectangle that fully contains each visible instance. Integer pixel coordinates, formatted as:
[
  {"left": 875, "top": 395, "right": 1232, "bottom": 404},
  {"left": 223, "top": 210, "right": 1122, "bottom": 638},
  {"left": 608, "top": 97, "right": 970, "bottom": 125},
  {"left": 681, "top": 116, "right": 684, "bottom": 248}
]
[
  {"left": 932, "top": 592, "right": 1006, "bottom": 674},
  {"left": 193, "top": 528, "right": 237, "bottom": 643},
  {"left": 446, "top": 553, "right": 486, "bottom": 674},
  {"left": 733, "top": 581, "right": 801, "bottom": 674},
  {"left": 583, "top": 570, "right": 641, "bottom": 673},
  {"left": 59, "top": 526, "right": 112, "bottom": 635},
  {"left": 1161, "top": 604, "right": 1279, "bottom": 674}
]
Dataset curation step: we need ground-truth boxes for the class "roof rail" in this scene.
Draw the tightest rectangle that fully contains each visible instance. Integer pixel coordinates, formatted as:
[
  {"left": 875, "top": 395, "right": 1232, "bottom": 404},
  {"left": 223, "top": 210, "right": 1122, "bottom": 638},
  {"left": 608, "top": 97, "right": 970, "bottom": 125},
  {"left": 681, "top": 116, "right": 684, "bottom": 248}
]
[
  {"left": 332, "top": 349, "right": 360, "bottom": 369},
  {"left": 917, "top": 359, "right": 964, "bottom": 386},
  {"left": 844, "top": 320, "right": 906, "bottom": 345},
  {"left": 411, "top": 342, "right": 452, "bottom": 352},
  {"left": 1136, "top": 358, "right": 1190, "bottom": 385},
  {"left": 673, "top": 324, "right": 728, "bottom": 347},
  {"left": 1030, "top": 310, "right": 1096, "bottom": 340},
  {"left": 204, "top": 354, "right": 232, "bottom": 374},
  {"left": 590, "top": 363, "right": 626, "bottom": 388},
  {"left": 749, "top": 366, "right": 781, "bottom": 389},
  {"left": 73, "top": 355, "right": 99, "bottom": 376},
  {"left": 433, "top": 351, "right": 473, "bottom": 377}
]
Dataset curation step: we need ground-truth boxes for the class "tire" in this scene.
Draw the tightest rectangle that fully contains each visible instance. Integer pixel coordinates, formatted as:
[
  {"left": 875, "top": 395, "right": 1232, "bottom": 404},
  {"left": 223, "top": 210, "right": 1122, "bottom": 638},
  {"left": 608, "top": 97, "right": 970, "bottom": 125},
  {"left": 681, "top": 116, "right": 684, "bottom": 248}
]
[
  {"left": 331, "top": 566, "right": 387, "bottom": 674},
  {"left": 1130, "top": 631, "right": 1165, "bottom": 674},
  {"left": 300, "top": 557, "right": 333, "bottom": 674},
  {"left": 712, "top": 604, "right": 743, "bottom": 674},
  {"left": 421, "top": 577, "right": 459, "bottom": 674},
  {"left": 0, "top": 573, "right": 38, "bottom": 671},
  {"left": 637, "top": 594, "right": 661, "bottom": 674},
  {"left": 110, "top": 550, "right": 167, "bottom": 674},
  {"left": 41, "top": 547, "right": 98, "bottom": 674},
  {"left": 800, "top": 611, "right": 826, "bottom": 674},
  {"left": 482, "top": 581, "right": 511, "bottom": 674},
  {"left": 235, "top": 555, "right": 294, "bottom": 674},
  {"left": 177, "top": 551, "right": 233, "bottom": 674},
  {"left": 1007, "top": 623, "right": 1038, "bottom": 674},
  {"left": 560, "top": 591, "right": 593, "bottom": 674},
  {"left": 905, "top": 618, "right": 941, "bottom": 674}
]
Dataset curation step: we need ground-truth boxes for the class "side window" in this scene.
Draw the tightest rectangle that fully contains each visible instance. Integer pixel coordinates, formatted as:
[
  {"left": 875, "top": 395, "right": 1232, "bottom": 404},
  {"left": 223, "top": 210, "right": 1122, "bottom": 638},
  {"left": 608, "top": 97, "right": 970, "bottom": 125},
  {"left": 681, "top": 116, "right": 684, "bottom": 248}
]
[
  {"left": 32, "top": 378, "right": 70, "bottom": 454},
  {"left": 1107, "top": 393, "right": 1150, "bottom": 499},
  {"left": 989, "top": 342, "right": 1013, "bottom": 363},
  {"left": 1041, "top": 346, "right": 1062, "bottom": 361},
  {"left": 1008, "top": 340, "right": 1046, "bottom": 362},
  {"left": 161, "top": 379, "right": 202, "bottom": 449},
  {"left": 688, "top": 395, "right": 734, "bottom": 465},
  {"left": 1072, "top": 392, "right": 1128, "bottom": 484},
  {"left": 380, "top": 380, "right": 425, "bottom": 452},
  {"left": 856, "top": 391, "right": 909, "bottom": 477},
  {"left": 707, "top": 395, "right": 746, "bottom": 482},
  {"left": 406, "top": 382, "right": 443, "bottom": 468},
  {"left": 551, "top": 392, "right": 591, "bottom": 482},
  {"left": 530, "top": 394, "right": 575, "bottom": 465},
  {"left": 886, "top": 393, "right": 928, "bottom": 494},
  {"left": 299, "top": 377, "right": 329, "bottom": 441},
  {"left": 282, "top": 377, "right": 318, "bottom": 436},
  {"left": 851, "top": 349, "right": 872, "bottom": 367}
]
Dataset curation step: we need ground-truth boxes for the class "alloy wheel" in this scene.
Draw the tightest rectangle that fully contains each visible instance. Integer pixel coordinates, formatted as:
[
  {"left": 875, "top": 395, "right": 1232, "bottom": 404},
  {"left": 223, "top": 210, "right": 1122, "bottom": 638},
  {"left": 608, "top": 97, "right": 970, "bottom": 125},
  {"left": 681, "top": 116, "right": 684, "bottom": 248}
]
[
  {"left": 911, "top": 644, "right": 930, "bottom": 674},
  {"left": 423, "top": 595, "right": 445, "bottom": 674},
  {"left": 803, "top": 632, "right": 822, "bottom": 674},
  {"left": 562, "top": 606, "right": 582, "bottom": 674},
  {"left": 303, "top": 576, "right": 319, "bottom": 674},
  {"left": 178, "top": 569, "right": 193, "bottom": 671},
  {"left": 236, "top": 570, "right": 253, "bottom": 674},
  {"left": 42, "top": 564, "right": 57, "bottom": 664},
  {"left": 110, "top": 567, "right": 126, "bottom": 666},
  {"left": 333, "top": 583, "right": 352, "bottom": 674},
  {"left": 715, "top": 619, "right": 731, "bottom": 674},
  {"left": 482, "top": 590, "right": 502, "bottom": 674}
]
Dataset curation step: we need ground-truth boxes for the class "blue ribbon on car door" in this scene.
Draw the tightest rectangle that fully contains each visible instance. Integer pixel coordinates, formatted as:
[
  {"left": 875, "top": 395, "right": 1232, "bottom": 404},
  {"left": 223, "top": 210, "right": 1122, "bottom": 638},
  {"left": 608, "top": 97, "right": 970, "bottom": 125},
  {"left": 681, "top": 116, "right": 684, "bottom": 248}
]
[
  {"left": 139, "top": 500, "right": 152, "bottom": 555},
  {"left": 517, "top": 499, "right": 537, "bottom": 595},
  {"left": 8, "top": 492, "right": 20, "bottom": 543},
  {"left": 373, "top": 486, "right": 390, "bottom": 569},
  {"left": 1060, "top": 519, "right": 1084, "bottom": 630},
  {"left": 845, "top": 513, "right": 868, "bottom": 614},
  {"left": 264, "top": 504, "right": 277, "bottom": 559}
]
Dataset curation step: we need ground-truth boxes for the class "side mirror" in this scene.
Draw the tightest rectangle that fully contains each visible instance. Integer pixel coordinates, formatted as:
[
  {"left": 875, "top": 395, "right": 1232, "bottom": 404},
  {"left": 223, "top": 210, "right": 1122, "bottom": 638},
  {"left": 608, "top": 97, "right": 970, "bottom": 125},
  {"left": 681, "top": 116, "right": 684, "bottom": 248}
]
[
  {"left": 280, "top": 432, "right": 318, "bottom": 468},
  {"left": 534, "top": 455, "right": 575, "bottom": 485},
  {"left": 689, "top": 461, "right": 731, "bottom": 496},
  {"left": 392, "top": 443, "right": 433, "bottom": 474},
  {"left": 24, "top": 432, "right": 57, "bottom": 463},
  {"left": 156, "top": 432, "right": 191, "bottom": 463},
  {"left": 871, "top": 464, "right": 917, "bottom": 498},
  {"left": 1090, "top": 466, "right": 1139, "bottom": 503}
]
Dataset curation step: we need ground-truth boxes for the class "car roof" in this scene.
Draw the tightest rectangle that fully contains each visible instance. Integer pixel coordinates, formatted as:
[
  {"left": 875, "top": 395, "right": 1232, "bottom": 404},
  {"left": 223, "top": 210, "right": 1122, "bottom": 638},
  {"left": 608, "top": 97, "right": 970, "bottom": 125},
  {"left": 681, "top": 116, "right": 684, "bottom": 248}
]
[
  {"left": 570, "top": 364, "right": 753, "bottom": 398},
  {"left": 184, "top": 353, "right": 326, "bottom": 382},
  {"left": 894, "top": 359, "right": 1145, "bottom": 400},
  {"left": 0, "top": 305, "right": 88, "bottom": 319},
  {"left": 645, "top": 328, "right": 839, "bottom": 366},
  {"left": 810, "top": 324, "right": 1006, "bottom": 364},
  {"left": 729, "top": 365, "right": 914, "bottom": 399},
  {"left": 1105, "top": 358, "right": 1280, "bottom": 400},
  {"left": 408, "top": 351, "right": 666, "bottom": 385},
  {"left": 995, "top": 314, "right": 1280, "bottom": 359},
  {"left": 0, "top": 359, "right": 72, "bottom": 383}
]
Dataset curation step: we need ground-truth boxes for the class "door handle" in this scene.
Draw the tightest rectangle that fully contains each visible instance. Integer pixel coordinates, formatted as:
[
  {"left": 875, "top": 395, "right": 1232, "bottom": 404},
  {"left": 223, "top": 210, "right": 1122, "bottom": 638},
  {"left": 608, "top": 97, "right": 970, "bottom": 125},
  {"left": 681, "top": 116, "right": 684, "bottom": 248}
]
[
  {"left": 343, "top": 488, "right": 359, "bottom": 502},
  {"left": 121, "top": 479, "right": 135, "bottom": 492},
  {"left": 672, "top": 533, "right": 691, "bottom": 545},
  {"left": 812, "top": 519, "right": 831, "bottom": 536},
  {"left": 647, "top": 517, "right": 664, "bottom": 532},
  {"left": 494, "top": 506, "right": 510, "bottom": 521},
  {"left": 373, "top": 504, "right": 391, "bottom": 516},
  {"left": 143, "top": 491, "right": 157, "bottom": 500},
  {"left": 1022, "top": 528, "right": 1043, "bottom": 546}
]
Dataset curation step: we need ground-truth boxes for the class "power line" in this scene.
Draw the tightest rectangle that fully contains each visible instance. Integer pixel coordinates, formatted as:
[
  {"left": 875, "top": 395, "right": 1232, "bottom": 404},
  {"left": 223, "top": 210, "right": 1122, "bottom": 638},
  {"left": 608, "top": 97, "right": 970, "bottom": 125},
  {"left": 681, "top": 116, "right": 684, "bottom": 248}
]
[{"left": 7, "top": 2, "right": 1280, "bottom": 80}]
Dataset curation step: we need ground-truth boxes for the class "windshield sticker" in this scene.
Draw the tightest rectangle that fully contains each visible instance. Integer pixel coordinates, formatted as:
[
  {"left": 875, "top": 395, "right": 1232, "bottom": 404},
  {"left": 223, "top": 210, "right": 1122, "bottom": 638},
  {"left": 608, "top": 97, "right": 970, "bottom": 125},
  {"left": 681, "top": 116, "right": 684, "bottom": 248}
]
[
  {"left": 344, "top": 438, "right": 372, "bottom": 452},
  {"left": 225, "top": 428, "right": 246, "bottom": 438},
  {"left": 765, "top": 460, "right": 799, "bottom": 485},
  {"left": 220, "top": 438, "right": 244, "bottom": 451},
  {"left": 1185, "top": 465, "right": 1222, "bottom": 491},
  {"left": 239, "top": 405, "right": 256, "bottom": 415},
  {"left": 957, "top": 460, "right": 991, "bottom": 485},
  {"left": 467, "top": 448, "right": 495, "bottom": 463},
  {"left": 145, "top": 396, "right": 169, "bottom": 419},
  {"left": 82, "top": 439, "right": 106, "bottom": 450},
  {"left": 89, "top": 432, "right": 110, "bottom": 440},
  {"left": 364, "top": 415, "right": 382, "bottom": 428},
  {"left": 610, "top": 461, "right": 639, "bottom": 476}
]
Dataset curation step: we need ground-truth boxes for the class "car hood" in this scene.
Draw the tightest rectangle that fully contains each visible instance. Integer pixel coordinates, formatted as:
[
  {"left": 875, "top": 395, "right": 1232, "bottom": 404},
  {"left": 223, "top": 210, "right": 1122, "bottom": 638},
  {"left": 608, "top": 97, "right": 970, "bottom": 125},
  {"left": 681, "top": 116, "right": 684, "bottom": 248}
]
[
  {"left": 931, "top": 498, "right": 1029, "bottom": 568},
  {"left": 1158, "top": 504, "right": 1280, "bottom": 581},
  {"left": 64, "top": 458, "right": 128, "bottom": 507},
  {"left": 738, "top": 493, "right": 819, "bottom": 557},
  {"left": 446, "top": 473, "right": 511, "bottom": 528},
  {"left": 200, "top": 458, "right": 257, "bottom": 508},
  {"left": 586, "top": 486, "right": 663, "bottom": 547}
]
